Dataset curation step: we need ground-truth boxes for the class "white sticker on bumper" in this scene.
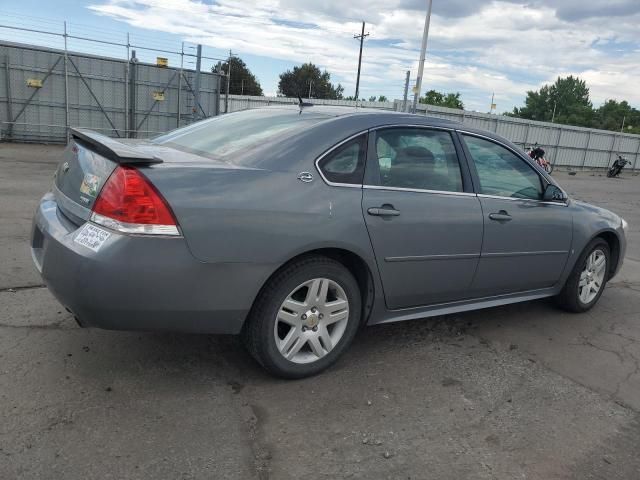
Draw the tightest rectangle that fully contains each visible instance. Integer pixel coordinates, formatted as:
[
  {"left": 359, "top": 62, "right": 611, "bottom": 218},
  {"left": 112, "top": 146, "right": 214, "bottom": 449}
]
[{"left": 74, "top": 223, "right": 111, "bottom": 252}]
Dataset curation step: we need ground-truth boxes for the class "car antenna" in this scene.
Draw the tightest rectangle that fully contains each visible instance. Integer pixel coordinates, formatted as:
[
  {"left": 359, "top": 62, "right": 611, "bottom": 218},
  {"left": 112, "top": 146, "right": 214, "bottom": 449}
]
[{"left": 297, "top": 95, "right": 314, "bottom": 114}]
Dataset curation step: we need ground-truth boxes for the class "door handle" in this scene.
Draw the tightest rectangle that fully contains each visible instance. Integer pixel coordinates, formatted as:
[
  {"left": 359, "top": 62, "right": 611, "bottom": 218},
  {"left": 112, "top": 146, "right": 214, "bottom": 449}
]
[
  {"left": 488, "top": 210, "right": 512, "bottom": 222},
  {"left": 368, "top": 206, "right": 400, "bottom": 217}
]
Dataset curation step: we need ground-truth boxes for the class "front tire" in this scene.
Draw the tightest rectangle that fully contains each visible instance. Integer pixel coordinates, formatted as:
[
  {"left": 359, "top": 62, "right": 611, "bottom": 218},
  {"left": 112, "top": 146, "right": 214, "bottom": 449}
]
[
  {"left": 556, "top": 238, "right": 610, "bottom": 313},
  {"left": 242, "top": 256, "right": 362, "bottom": 379}
]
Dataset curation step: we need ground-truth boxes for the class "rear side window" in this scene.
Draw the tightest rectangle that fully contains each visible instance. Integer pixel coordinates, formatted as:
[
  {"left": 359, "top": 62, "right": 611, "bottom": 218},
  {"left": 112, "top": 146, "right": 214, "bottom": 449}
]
[
  {"left": 462, "top": 135, "right": 543, "bottom": 200},
  {"left": 317, "top": 135, "right": 367, "bottom": 185},
  {"left": 153, "top": 109, "right": 328, "bottom": 160},
  {"left": 373, "top": 128, "right": 464, "bottom": 192}
]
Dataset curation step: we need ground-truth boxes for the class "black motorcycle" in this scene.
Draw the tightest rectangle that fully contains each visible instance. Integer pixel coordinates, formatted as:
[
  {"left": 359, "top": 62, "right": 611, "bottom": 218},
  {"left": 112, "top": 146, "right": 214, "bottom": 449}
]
[{"left": 607, "top": 155, "right": 630, "bottom": 178}]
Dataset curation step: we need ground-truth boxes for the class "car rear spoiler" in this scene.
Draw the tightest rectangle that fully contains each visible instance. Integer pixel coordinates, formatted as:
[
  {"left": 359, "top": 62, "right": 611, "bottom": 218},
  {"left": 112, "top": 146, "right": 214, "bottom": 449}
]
[{"left": 70, "top": 128, "right": 163, "bottom": 164}]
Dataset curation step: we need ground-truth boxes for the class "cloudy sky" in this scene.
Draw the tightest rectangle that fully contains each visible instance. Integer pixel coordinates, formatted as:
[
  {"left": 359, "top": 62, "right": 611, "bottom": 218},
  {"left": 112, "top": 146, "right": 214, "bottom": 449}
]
[{"left": 2, "top": 0, "right": 639, "bottom": 111}]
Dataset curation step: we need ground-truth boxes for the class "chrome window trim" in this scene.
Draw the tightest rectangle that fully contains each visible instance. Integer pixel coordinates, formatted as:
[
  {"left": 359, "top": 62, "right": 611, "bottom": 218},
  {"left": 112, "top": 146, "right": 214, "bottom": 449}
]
[
  {"left": 314, "top": 130, "right": 369, "bottom": 188},
  {"left": 477, "top": 193, "right": 568, "bottom": 207},
  {"left": 370, "top": 124, "right": 456, "bottom": 132},
  {"left": 363, "top": 184, "right": 476, "bottom": 197}
]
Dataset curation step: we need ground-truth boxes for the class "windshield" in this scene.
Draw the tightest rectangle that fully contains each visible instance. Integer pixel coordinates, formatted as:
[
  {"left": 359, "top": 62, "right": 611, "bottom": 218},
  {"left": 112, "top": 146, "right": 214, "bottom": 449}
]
[{"left": 153, "top": 109, "right": 329, "bottom": 160}]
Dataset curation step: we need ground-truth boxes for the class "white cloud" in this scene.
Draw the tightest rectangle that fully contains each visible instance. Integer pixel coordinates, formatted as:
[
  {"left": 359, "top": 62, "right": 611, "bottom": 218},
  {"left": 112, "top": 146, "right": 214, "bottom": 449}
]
[{"left": 88, "top": 0, "right": 640, "bottom": 111}]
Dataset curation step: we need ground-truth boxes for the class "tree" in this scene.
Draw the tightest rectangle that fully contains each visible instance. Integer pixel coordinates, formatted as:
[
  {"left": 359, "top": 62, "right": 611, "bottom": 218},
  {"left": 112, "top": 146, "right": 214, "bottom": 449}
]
[
  {"left": 513, "top": 76, "right": 592, "bottom": 127},
  {"left": 278, "top": 63, "right": 344, "bottom": 100},
  {"left": 378, "top": 95, "right": 388, "bottom": 102},
  {"left": 419, "top": 90, "right": 464, "bottom": 109},
  {"left": 592, "top": 100, "right": 640, "bottom": 135},
  {"left": 215, "top": 57, "right": 263, "bottom": 96}
]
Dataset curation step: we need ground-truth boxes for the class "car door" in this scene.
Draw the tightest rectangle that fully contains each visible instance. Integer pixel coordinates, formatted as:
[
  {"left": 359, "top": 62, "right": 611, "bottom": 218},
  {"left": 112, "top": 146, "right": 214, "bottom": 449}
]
[
  {"left": 459, "top": 133, "right": 572, "bottom": 297},
  {"left": 362, "top": 127, "right": 483, "bottom": 310}
]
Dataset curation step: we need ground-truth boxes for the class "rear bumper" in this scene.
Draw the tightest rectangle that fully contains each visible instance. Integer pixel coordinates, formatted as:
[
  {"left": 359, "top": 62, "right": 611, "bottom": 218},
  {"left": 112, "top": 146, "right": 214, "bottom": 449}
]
[{"left": 31, "top": 192, "right": 270, "bottom": 334}]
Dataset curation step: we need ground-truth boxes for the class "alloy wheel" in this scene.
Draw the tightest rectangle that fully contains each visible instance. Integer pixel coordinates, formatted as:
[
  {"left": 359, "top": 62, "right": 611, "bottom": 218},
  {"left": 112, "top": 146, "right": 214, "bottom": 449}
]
[
  {"left": 578, "top": 249, "right": 606, "bottom": 304},
  {"left": 274, "top": 278, "right": 350, "bottom": 364}
]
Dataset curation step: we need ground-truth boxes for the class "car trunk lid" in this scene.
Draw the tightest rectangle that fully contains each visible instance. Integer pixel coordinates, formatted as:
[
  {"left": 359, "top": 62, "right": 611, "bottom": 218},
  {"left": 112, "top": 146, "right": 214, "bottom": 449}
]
[{"left": 54, "top": 129, "right": 163, "bottom": 224}]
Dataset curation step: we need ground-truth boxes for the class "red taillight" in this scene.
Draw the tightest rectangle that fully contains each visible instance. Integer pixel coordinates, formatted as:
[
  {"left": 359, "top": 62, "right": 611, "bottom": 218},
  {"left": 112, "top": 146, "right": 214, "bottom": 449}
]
[{"left": 91, "top": 166, "right": 179, "bottom": 235}]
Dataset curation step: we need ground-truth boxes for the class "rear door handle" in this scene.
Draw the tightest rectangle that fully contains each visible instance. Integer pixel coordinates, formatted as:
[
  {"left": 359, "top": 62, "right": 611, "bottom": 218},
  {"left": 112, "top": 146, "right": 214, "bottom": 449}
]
[
  {"left": 368, "top": 206, "right": 400, "bottom": 217},
  {"left": 488, "top": 210, "right": 512, "bottom": 222}
]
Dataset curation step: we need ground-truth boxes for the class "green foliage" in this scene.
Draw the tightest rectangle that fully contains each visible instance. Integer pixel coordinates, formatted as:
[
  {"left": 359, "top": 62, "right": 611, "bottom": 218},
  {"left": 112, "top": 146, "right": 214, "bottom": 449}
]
[
  {"left": 419, "top": 90, "right": 464, "bottom": 109},
  {"left": 215, "top": 57, "right": 263, "bottom": 96},
  {"left": 513, "top": 76, "right": 592, "bottom": 126},
  {"left": 278, "top": 63, "right": 344, "bottom": 100},
  {"left": 592, "top": 100, "right": 640, "bottom": 135},
  {"left": 511, "top": 76, "right": 639, "bottom": 133},
  {"left": 344, "top": 95, "right": 387, "bottom": 102}
]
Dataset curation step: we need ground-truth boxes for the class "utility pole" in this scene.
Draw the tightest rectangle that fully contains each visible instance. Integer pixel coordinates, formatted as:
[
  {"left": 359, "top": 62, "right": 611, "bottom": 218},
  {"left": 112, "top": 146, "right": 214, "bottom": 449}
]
[
  {"left": 551, "top": 100, "right": 557, "bottom": 123},
  {"left": 402, "top": 70, "right": 410, "bottom": 112},
  {"left": 353, "top": 21, "right": 369, "bottom": 101},
  {"left": 241, "top": 78, "right": 244, "bottom": 96},
  {"left": 308, "top": 79, "right": 313, "bottom": 99},
  {"left": 621, "top": 115, "right": 626, "bottom": 133},
  {"left": 193, "top": 44, "right": 202, "bottom": 121},
  {"left": 411, "top": 0, "right": 433, "bottom": 113}
]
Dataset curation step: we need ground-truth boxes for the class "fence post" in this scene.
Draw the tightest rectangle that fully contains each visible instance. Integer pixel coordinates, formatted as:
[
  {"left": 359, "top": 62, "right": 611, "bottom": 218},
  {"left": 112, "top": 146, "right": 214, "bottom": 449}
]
[
  {"left": 633, "top": 139, "right": 640, "bottom": 172},
  {"left": 580, "top": 131, "right": 591, "bottom": 169},
  {"left": 124, "top": 33, "right": 130, "bottom": 136},
  {"left": 193, "top": 44, "right": 202, "bottom": 121},
  {"left": 63, "top": 21, "right": 70, "bottom": 142},
  {"left": 128, "top": 50, "right": 137, "bottom": 138},
  {"left": 4, "top": 55, "right": 13, "bottom": 139},
  {"left": 607, "top": 133, "right": 618, "bottom": 169},
  {"left": 552, "top": 127, "right": 562, "bottom": 166},
  {"left": 177, "top": 42, "right": 183, "bottom": 127},
  {"left": 523, "top": 122, "right": 530, "bottom": 148}
]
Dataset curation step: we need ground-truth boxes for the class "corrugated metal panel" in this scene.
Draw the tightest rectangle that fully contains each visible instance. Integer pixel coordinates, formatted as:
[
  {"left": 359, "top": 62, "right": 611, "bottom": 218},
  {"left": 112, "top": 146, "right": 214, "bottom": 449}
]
[
  {"left": 1, "top": 42, "right": 220, "bottom": 141},
  {"left": 2, "top": 41, "right": 639, "bottom": 171}
]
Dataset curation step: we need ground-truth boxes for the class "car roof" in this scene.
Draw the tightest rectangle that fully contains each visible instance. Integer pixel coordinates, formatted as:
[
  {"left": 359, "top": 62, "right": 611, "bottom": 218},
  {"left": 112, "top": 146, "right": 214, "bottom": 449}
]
[{"left": 257, "top": 104, "right": 461, "bottom": 128}]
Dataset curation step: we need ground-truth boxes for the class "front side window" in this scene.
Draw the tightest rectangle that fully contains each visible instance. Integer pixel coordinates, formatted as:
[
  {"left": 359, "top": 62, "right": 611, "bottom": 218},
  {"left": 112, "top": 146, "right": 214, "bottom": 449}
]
[
  {"left": 462, "top": 135, "right": 543, "bottom": 200},
  {"left": 317, "top": 135, "right": 366, "bottom": 185},
  {"left": 373, "top": 128, "right": 464, "bottom": 192}
]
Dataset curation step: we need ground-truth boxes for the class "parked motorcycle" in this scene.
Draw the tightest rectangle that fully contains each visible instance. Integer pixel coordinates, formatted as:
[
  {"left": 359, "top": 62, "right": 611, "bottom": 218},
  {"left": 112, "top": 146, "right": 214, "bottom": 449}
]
[
  {"left": 607, "top": 155, "right": 630, "bottom": 178},
  {"left": 527, "top": 144, "right": 553, "bottom": 174}
]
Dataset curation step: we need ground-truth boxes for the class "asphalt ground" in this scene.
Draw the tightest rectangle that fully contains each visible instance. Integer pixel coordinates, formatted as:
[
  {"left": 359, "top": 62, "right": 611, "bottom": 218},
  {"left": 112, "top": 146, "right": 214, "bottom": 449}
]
[{"left": 1, "top": 142, "right": 640, "bottom": 479}]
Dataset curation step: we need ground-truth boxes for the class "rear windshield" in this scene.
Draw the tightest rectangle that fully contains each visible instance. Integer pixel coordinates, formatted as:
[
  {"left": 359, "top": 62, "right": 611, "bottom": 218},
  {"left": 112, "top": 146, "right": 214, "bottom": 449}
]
[{"left": 152, "top": 109, "right": 329, "bottom": 160}]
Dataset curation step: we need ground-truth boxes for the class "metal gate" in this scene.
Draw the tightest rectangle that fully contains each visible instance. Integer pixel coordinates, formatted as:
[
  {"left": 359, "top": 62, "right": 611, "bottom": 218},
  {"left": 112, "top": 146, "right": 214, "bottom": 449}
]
[{"left": 1, "top": 41, "right": 222, "bottom": 142}]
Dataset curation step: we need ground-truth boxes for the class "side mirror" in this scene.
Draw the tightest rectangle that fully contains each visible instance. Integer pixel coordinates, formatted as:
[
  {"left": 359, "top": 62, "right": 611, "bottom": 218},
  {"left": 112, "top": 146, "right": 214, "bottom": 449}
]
[{"left": 543, "top": 184, "right": 567, "bottom": 202}]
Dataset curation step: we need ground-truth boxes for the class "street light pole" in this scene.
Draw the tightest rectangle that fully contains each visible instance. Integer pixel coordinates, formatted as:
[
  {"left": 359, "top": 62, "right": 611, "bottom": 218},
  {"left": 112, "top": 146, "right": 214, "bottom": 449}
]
[{"left": 411, "top": 0, "right": 433, "bottom": 114}]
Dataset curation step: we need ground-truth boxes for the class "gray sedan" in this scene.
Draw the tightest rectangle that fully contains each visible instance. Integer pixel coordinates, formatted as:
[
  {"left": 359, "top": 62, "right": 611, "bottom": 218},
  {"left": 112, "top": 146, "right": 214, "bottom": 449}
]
[{"left": 31, "top": 106, "right": 628, "bottom": 378}]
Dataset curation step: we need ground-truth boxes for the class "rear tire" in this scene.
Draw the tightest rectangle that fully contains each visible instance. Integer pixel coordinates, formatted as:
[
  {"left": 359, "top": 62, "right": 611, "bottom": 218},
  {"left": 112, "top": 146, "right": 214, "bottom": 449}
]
[
  {"left": 242, "top": 256, "right": 362, "bottom": 379},
  {"left": 556, "top": 238, "right": 610, "bottom": 313}
]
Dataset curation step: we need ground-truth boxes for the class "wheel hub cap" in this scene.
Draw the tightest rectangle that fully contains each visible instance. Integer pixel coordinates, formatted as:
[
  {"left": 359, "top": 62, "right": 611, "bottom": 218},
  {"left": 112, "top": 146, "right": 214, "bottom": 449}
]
[{"left": 304, "top": 309, "right": 319, "bottom": 328}]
